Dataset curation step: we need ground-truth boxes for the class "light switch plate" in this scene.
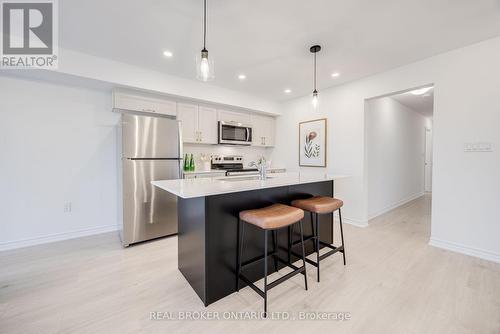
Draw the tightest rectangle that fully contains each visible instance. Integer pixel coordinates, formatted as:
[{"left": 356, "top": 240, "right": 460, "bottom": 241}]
[{"left": 464, "top": 142, "right": 493, "bottom": 152}]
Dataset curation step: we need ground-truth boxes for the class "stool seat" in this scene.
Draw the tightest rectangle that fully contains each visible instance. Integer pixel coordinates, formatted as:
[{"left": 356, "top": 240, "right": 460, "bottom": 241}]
[
  {"left": 239, "top": 204, "right": 304, "bottom": 230},
  {"left": 291, "top": 196, "right": 343, "bottom": 214}
]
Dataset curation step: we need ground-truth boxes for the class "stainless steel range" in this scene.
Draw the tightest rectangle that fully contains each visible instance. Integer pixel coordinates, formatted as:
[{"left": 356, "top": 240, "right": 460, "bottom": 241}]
[{"left": 211, "top": 155, "right": 259, "bottom": 176}]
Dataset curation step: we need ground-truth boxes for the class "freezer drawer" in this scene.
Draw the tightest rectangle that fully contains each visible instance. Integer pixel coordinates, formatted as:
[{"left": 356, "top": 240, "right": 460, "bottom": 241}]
[{"left": 121, "top": 159, "right": 181, "bottom": 246}]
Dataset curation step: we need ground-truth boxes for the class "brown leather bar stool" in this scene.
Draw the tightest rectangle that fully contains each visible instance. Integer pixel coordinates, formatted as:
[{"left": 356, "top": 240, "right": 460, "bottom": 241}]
[
  {"left": 291, "top": 196, "right": 346, "bottom": 282},
  {"left": 237, "top": 203, "right": 308, "bottom": 316}
]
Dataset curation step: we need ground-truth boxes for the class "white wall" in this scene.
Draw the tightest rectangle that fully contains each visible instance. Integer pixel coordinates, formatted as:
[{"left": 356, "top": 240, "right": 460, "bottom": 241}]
[
  {"left": 0, "top": 75, "right": 120, "bottom": 250},
  {"left": 273, "top": 36, "right": 500, "bottom": 262},
  {"left": 366, "top": 97, "right": 426, "bottom": 219},
  {"left": 0, "top": 75, "right": 278, "bottom": 250},
  {"left": 32, "top": 47, "right": 280, "bottom": 115}
]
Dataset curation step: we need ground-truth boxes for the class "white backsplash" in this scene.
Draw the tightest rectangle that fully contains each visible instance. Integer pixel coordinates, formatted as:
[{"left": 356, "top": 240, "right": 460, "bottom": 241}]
[{"left": 183, "top": 143, "right": 273, "bottom": 171}]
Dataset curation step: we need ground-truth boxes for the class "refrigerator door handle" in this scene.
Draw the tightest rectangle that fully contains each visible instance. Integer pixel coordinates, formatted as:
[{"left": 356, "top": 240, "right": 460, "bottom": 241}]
[
  {"left": 177, "top": 120, "right": 184, "bottom": 179},
  {"left": 179, "top": 159, "right": 184, "bottom": 179}
]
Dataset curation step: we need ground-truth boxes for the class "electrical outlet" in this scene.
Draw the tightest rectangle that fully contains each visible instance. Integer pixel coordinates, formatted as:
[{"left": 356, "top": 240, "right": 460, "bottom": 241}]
[
  {"left": 64, "top": 202, "right": 72, "bottom": 213},
  {"left": 464, "top": 142, "right": 493, "bottom": 152}
]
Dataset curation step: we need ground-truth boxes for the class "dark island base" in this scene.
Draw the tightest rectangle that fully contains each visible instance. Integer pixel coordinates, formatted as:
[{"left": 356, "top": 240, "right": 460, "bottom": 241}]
[{"left": 177, "top": 180, "right": 334, "bottom": 306}]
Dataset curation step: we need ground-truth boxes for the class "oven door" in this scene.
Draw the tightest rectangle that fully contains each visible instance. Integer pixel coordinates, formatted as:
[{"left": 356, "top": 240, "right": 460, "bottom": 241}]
[{"left": 218, "top": 121, "right": 252, "bottom": 145}]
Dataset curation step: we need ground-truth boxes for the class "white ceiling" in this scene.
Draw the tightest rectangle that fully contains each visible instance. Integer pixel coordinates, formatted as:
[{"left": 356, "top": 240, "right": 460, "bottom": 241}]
[
  {"left": 391, "top": 87, "right": 434, "bottom": 117},
  {"left": 59, "top": 0, "right": 500, "bottom": 101}
]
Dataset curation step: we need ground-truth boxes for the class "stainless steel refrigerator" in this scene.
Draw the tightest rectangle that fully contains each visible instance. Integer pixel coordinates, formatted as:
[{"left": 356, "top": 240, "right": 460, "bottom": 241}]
[{"left": 118, "top": 113, "right": 182, "bottom": 247}]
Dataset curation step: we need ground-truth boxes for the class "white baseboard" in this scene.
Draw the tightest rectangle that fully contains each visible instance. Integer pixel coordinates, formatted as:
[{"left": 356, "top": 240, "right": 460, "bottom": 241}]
[
  {"left": 429, "top": 237, "right": 500, "bottom": 264},
  {"left": 0, "top": 224, "right": 119, "bottom": 251},
  {"left": 334, "top": 215, "right": 368, "bottom": 228},
  {"left": 368, "top": 192, "right": 424, "bottom": 221}
]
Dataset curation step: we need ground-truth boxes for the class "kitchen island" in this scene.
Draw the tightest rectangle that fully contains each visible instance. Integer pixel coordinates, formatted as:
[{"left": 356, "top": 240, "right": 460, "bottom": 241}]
[{"left": 152, "top": 173, "right": 347, "bottom": 306}]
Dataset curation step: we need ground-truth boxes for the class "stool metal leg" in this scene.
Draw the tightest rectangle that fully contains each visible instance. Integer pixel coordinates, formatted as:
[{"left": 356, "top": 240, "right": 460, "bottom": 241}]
[
  {"left": 310, "top": 212, "right": 317, "bottom": 253},
  {"left": 272, "top": 230, "right": 278, "bottom": 273},
  {"left": 236, "top": 218, "right": 245, "bottom": 292},
  {"left": 263, "top": 230, "right": 268, "bottom": 317},
  {"left": 287, "top": 225, "right": 292, "bottom": 264},
  {"left": 315, "top": 213, "right": 320, "bottom": 282},
  {"left": 298, "top": 220, "right": 308, "bottom": 290},
  {"left": 339, "top": 208, "right": 346, "bottom": 265}
]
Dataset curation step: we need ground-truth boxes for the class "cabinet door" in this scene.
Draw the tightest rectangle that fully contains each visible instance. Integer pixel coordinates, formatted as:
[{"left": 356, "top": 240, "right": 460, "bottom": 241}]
[
  {"left": 198, "top": 105, "right": 218, "bottom": 144},
  {"left": 113, "top": 90, "right": 176, "bottom": 116},
  {"left": 177, "top": 103, "right": 199, "bottom": 143},
  {"left": 250, "top": 114, "right": 265, "bottom": 146},
  {"left": 263, "top": 116, "right": 275, "bottom": 147},
  {"left": 217, "top": 109, "right": 251, "bottom": 124}
]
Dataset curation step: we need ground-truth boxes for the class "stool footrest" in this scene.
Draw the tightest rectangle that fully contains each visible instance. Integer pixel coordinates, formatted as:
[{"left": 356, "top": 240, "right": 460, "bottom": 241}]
[
  {"left": 241, "top": 250, "right": 279, "bottom": 268},
  {"left": 239, "top": 254, "right": 306, "bottom": 293},
  {"left": 239, "top": 264, "right": 306, "bottom": 294},
  {"left": 319, "top": 246, "right": 343, "bottom": 261},
  {"left": 239, "top": 274, "right": 266, "bottom": 298},
  {"left": 291, "top": 243, "right": 344, "bottom": 266},
  {"left": 277, "top": 257, "right": 306, "bottom": 276},
  {"left": 267, "top": 266, "right": 305, "bottom": 290},
  {"left": 291, "top": 235, "right": 316, "bottom": 248}
]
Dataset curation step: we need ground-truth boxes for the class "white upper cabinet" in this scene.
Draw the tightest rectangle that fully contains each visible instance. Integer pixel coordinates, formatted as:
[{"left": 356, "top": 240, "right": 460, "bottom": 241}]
[
  {"left": 250, "top": 114, "right": 275, "bottom": 147},
  {"left": 198, "top": 105, "right": 218, "bottom": 144},
  {"left": 177, "top": 103, "right": 199, "bottom": 143},
  {"left": 217, "top": 109, "right": 251, "bottom": 124},
  {"left": 113, "top": 89, "right": 176, "bottom": 116},
  {"left": 113, "top": 89, "right": 274, "bottom": 146},
  {"left": 177, "top": 103, "right": 218, "bottom": 144}
]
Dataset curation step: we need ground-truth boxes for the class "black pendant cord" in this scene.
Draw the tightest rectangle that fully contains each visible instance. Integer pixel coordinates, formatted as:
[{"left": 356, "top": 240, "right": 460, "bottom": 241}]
[
  {"left": 313, "top": 51, "right": 317, "bottom": 92},
  {"left": 203, "top": 0, "right": 207, "bottom": 50}
]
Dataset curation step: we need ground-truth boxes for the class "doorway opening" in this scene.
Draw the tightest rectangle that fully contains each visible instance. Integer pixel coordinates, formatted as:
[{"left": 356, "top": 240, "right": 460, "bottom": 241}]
[{"left": 365, "top": 85, "right": 434, "bottom": 235}]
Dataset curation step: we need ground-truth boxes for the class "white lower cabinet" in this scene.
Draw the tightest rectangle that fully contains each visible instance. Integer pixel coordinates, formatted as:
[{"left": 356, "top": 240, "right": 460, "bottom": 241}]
[
  {"left": 177, "top": 103, "right": 218, "bottom": 144},
  {"left": 251, "top": 114, "right": 275, "bottom": 147}
]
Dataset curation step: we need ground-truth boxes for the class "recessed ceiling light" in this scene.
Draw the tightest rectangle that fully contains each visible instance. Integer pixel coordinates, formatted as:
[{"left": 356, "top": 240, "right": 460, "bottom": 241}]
[
  {"left": 238, "top": 74, "right": 246, "bottom": 80},
  {"left": 331, "top": 72, "right": 340, "bottom": 77},
  {"left": 163, "top": 50, "right": 173, "bottom": 57},
  {"left": 284, "top": 89, "right": 291, "bottom": 94},
  {"left": 410, "top": 87, "right": 432, "bottom": 95}
]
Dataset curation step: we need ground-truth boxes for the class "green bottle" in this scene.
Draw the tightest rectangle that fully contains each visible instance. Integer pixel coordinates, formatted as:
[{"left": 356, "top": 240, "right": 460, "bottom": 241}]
[
  {"left": 183, "top": 154, "right": 189, "bottom": 171},
  {"left": 189, "top": 154, "right": 195, "bottom": 171}
]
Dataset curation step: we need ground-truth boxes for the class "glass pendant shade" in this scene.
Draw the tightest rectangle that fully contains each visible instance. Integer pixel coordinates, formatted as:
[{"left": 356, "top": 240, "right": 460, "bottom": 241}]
[
  {"left": 196, "top": 0, "right": 214, "bottom": 81},
  {"left": 312, "top": 90, "right": 319, "bottom": 109},
  {"left": 196, "top": 49, "right": 214, "bottom": 81}
]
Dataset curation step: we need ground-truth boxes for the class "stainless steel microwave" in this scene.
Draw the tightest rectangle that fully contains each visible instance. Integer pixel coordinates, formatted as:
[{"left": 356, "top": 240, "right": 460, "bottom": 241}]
[{"left": 218, "top": 121, "right": 252, "bottom": 145}]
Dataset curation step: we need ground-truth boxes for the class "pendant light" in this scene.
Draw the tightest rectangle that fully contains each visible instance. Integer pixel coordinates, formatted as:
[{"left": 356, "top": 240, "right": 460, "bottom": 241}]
[
  {"left": 310, "top": 45, "right": 321, "bottom": 109},
  {"left": 196, "top": 0, "right": 214, "bottom": 81}
]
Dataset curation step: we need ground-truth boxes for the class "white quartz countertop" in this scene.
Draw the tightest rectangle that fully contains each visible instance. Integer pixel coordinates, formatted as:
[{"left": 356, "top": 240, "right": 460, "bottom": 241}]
[{"left": 152, "top": 172, "right": 349, "bottom": 199}]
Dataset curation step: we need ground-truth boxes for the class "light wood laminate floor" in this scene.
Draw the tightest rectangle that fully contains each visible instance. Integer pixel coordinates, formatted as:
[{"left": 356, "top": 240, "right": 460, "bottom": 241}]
[{"left": 1, "top": 195, "right": 499, "bottom": 334}]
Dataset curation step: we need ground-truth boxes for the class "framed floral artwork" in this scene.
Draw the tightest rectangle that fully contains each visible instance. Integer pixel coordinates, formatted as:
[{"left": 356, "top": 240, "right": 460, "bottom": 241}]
[{"left": 299, "top": 118, "right": 327, "bottom": 167}]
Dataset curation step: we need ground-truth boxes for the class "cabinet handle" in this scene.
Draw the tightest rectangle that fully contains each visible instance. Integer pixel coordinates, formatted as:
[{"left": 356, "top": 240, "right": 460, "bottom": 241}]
[
  {"left": 264, "top": 137, "right": 266, "bottom": 146},
  {"left": 142, "top": 108, "right": 156, "bottom": 113},
  {"left": 200, "top": 131, "right": 202, "bottom": 142}
]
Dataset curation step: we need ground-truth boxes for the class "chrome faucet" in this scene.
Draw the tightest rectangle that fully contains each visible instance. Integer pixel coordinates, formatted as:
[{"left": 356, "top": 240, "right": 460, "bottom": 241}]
[{"left": 249, "top": 157, "right": 268, "bottom": 180}]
